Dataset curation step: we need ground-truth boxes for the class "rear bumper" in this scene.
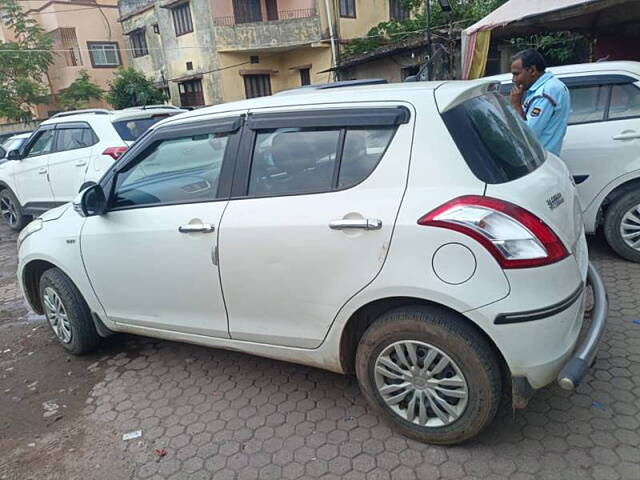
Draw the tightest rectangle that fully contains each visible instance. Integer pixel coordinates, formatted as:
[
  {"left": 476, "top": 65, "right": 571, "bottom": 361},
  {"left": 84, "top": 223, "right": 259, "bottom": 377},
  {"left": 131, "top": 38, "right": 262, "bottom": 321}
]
[{"left": 556, "top": 262, "right": 608, "bottom": 390}]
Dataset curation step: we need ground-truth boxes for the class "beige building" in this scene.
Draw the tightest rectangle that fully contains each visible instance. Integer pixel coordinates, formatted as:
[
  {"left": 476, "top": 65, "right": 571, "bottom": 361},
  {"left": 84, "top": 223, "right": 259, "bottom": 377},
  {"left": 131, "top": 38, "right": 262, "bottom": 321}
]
[
  {"left": 0, "top": 0, "right": 127, "bottom": 119},
  {"left": 118, "top": 0, "right": 410, "bottom": 107}
]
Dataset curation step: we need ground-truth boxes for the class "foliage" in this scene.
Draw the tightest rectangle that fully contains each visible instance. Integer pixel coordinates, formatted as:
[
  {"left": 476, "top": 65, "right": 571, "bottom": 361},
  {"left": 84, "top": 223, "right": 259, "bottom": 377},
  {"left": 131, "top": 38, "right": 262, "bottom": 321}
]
[
  {"left": 510, "top": 32, "right": 591, "bottom": 67},
  {"left": 342, "top": 0, "right": 507, "bottom": 58},
  {"left": 106, "top": 67, "right": 166, "bottom": 109},
  {"left": 58, "top": 70, "right": 103, "bottom": 110},
  {"left": 0, "top": 0, "right": 53, "bottom": 122}
]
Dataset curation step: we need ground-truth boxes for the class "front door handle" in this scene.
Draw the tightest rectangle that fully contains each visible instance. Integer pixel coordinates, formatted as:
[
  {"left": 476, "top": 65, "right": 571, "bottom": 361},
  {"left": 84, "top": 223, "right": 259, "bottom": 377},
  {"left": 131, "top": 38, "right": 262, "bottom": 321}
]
[
  {"left": 178, "top": 223, "right": 215, "bottom": 233},
  {"left": 329, "top": 218, "right": 382, "bottom": 230},
  {"left": 38, "top": 168, "right": 47, "bottom": 174},
  {"left": 75, "top": 161, "right": 87, "bottom": 167},
  {"left": 613, "top": 131, "right": 640, "bottom": 141}
]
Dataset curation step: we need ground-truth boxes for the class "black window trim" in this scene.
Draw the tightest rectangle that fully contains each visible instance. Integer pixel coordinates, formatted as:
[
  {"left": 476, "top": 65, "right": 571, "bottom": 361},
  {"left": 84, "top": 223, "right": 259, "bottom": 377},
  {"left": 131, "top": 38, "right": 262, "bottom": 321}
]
[
  {"left": 231, "top": 118, "right": 402, "bottom": 200},
  {"left": 101, "top": 116, "right": 243, "bottom": 213},
  {"left": 171, "top": 2, "right": 194, "bottom": 37},
  {"left": 52, "top": 121, "right": 99, "bottom": 153}
]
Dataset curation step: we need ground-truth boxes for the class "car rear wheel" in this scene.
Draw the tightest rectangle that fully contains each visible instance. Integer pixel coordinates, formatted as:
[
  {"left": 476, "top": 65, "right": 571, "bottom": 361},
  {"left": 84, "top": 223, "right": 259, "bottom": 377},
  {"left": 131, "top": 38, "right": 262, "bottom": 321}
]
[
  {"left": 355, "top": 305, "right": 502, "bottom": 445},
  {"left": 0, "top": 189, "right": 29, "bottom": 231},
  {"left": 39, "top": 268, "right": 101, "bottom": 355},
  {"left": 604, "top": 190, "right": 640, "bottom": 263}
]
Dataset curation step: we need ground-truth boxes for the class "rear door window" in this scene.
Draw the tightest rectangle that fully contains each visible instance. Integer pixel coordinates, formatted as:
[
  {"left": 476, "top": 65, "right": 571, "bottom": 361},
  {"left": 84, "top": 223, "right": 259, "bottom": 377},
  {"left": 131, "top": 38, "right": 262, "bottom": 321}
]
[
  {"left": 609, "top": 83, "right": 640, "bottom": 120},
  {"left": 442, "top": 93, "right": 546, "bottom": 184}
]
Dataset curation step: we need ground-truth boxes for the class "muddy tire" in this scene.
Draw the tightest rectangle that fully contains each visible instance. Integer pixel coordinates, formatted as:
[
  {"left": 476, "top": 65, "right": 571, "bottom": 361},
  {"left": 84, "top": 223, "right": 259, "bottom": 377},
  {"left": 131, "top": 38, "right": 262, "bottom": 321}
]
[
  {"left": 39, "top": 268, "right": 100, "bottom": 355},
  {"left": 0, "top": 188, "right": 30, "bottom": 231},
  {"left": 604, "top": 190, "right": 640, "bottom": 263},
  {"left": 355, "top": 305, "right": 502, "bottom": 445}
]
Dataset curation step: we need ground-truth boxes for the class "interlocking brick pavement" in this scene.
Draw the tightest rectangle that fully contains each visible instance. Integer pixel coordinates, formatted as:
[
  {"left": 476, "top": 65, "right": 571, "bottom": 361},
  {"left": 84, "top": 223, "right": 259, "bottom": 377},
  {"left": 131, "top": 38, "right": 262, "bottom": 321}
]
[{"left": 1, "top": 218, "right": 639, "bottom": 479}]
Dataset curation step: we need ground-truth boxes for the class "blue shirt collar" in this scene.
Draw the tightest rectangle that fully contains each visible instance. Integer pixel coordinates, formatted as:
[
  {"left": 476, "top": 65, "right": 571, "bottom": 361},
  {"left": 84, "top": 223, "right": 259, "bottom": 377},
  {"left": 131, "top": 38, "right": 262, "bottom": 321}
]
[{"left": 528, "top": 72, "right": 554, "bottom": 93}]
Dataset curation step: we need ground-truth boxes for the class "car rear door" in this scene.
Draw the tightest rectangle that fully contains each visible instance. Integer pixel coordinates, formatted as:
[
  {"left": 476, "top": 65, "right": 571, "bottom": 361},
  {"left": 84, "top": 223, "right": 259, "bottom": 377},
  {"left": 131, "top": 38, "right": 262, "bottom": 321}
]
[
  {"left": 218, "top": 104, "right": 414, "bottom": 348},
  {"left": 47, "top": 122, "right": 98, "bottom": 202}
]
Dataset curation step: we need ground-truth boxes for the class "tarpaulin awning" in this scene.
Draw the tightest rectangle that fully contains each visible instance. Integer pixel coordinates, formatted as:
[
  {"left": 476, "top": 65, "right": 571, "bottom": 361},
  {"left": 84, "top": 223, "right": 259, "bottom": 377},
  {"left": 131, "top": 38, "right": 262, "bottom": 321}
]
[{"left": 461, "top": 0, "right": 640, "bottom": 79}]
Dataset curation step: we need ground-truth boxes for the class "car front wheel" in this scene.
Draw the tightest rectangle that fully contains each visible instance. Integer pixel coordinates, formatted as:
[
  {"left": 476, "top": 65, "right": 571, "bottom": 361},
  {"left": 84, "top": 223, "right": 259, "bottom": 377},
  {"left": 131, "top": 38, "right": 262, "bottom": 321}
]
[
  {"left": 604, "top": 190, "right": 640, "bottom": 263},
  {"left": 355, "top": 305, "right": 502, "bottom": 445},
  {"left": 39, "top": 268, "right": 101, "bottom": 355}
]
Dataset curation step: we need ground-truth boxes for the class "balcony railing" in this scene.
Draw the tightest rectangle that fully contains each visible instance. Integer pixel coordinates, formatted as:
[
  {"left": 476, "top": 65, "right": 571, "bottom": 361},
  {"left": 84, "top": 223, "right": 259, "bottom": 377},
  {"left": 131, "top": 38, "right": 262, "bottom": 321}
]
[
  {"left": 213, "top": 8, "right": 317, "bottom": 27},
  {"left": 118, "top": 0, "right": 154, "bottom": 19}
]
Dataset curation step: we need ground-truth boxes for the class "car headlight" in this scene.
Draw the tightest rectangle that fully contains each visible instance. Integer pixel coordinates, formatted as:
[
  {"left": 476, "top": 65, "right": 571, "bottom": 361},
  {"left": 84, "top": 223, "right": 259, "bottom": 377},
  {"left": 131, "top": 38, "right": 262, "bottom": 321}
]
[{"left": 17, "top": 218, "right": 43, "bottom": 250}]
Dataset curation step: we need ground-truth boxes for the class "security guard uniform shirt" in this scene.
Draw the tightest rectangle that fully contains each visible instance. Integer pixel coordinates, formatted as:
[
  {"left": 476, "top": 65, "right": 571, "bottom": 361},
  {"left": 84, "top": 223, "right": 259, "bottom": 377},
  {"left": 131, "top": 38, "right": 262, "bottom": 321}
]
[{"left": 521, "top": 71, "right": 570, "bottom": 156}]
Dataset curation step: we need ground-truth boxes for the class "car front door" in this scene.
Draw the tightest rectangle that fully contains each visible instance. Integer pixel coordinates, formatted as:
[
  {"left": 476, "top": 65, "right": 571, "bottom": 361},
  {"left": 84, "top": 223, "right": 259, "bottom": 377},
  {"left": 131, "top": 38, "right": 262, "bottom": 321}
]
[
  {"left": 218, "top": 105, "right": 414, "bottom": 348},
  {"left": 80, "top": 115, "right": 242, "bottom": 336},
  {"left": 561, "top": 75, "right": 640, "bottom": 213},
  {"left": 13, "top": 127, "right": 55, "bottom": 207},
  {"left": 48, "top": 123, "right": 98, "bottom": 202}
]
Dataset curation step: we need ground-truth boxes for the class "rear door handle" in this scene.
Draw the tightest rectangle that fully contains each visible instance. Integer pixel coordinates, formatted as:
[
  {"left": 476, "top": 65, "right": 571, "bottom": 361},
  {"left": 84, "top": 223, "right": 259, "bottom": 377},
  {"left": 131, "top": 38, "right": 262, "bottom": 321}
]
[
  {"left": 329, "top": 218, "right": 382, "bottom": 230},
  {"left": 38, "top": 168, "right": 47, "bottom": 174},
  {"left": 75, "top": 161, "right": 87, "bottom": 167},
  {"left": 613, "top": 132, "right": 640, "bottom": 141},
  {"left": 178, "top": 223, "right": 215, "bottom": 233}
]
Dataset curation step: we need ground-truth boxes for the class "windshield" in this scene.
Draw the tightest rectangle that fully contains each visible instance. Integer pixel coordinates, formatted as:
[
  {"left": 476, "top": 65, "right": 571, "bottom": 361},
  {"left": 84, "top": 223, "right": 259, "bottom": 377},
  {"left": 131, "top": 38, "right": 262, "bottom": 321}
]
[
  {"left": 442, "top": 93, "right": 546, "bottom": 184},
  {"left": 112, "top": 116, "right": 170, "bottom": 141}
]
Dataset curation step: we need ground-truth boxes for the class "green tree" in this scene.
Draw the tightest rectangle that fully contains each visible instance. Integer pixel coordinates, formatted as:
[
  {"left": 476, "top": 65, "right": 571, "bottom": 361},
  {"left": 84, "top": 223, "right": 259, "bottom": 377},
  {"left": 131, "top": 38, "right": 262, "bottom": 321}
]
[
  {"left": 58, "top": 70, "right": 103, "bottom": 110},
  {"left": 0, "top": 0, "right": 53, "bottom": 122},
  {"left": 510, "top": 32, "right": 590, "bottom": 67},
  {"left": 106, "top": 67, "right": 166, "bottom": 109}
]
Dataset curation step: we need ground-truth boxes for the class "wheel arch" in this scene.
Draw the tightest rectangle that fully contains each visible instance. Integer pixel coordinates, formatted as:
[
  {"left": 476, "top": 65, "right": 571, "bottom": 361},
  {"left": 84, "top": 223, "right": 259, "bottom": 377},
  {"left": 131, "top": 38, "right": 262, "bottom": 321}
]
[
  {"left": 22, "top": 259, "right": 61, "bottom": 314},
  {"left": 338, "top": 296, "right": 509, "bottom": 382},
  {"left": 593, "top": 177, "right": 640, "bottom": 230}
]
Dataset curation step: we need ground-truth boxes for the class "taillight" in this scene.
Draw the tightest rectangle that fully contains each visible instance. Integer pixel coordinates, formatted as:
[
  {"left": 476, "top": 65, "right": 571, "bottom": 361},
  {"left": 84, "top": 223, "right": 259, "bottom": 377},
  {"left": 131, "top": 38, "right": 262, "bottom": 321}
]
[
  {"left": 418, "top": 195, "right": 569, "bottom": 269},
  {"left": 102, "top": 146, "right": 128, "bottom": 160}
]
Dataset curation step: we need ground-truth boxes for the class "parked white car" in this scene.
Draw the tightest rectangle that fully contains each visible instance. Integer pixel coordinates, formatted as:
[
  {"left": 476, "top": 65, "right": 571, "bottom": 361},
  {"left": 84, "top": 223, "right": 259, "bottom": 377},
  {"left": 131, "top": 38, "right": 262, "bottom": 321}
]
[
  {"left": 0, "top": 132, "right": 32, "bottom": 162},
  {"left": 489, "top": 61, "right": 640, "bottom": 262},
  {"left": 17, "top": 80, "right": 607, "bottom": 445},
  {"left": 0, "top": 106, "right": 185, "bottom": 230}
]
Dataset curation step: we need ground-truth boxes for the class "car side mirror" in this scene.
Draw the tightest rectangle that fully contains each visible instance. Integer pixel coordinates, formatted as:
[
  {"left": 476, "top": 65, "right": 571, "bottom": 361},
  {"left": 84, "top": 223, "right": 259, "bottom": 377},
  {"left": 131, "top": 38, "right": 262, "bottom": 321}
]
[
  {"left": 73, "top": 184, "right": 107, "bottom": 217},
  {"left": 7, "top": 149, "right": 21, "bottom": 160}
]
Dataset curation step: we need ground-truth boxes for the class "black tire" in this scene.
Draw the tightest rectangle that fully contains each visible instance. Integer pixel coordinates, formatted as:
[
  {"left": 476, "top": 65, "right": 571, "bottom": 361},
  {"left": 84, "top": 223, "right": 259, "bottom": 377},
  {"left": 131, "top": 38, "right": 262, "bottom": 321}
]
[
  {"left": 355, "top": 305, "right": 502, "bottom": 445},
  {"left": 604, "top": 190, "right": 640, "bottom": 263},
  {"left": 0, "top": 188, "right": 30, "bottom": 231},
  {"left": 39, "top": 268, "right": 101, "bottom": 355}
]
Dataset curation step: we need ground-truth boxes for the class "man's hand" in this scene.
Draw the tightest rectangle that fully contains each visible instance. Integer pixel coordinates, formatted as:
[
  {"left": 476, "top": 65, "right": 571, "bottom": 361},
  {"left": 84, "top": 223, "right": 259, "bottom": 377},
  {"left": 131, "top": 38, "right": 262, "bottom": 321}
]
[{"left": 510, "top": 84, "right": 526, "bottom": 120}]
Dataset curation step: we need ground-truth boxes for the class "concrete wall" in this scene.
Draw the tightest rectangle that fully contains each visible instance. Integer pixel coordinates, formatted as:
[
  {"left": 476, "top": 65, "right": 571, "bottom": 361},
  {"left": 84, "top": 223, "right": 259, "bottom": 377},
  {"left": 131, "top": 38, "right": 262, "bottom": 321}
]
[
  {"left": 338, "top": 0, "right": 389, "bottom": 40},
  {"left": 214, "top": 16, "right": 322, "bottom": 51}
]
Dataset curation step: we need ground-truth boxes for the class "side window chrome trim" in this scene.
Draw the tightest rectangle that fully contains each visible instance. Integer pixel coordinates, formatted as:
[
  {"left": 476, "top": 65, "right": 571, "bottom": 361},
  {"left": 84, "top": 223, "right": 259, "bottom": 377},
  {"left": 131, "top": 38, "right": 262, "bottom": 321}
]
[{"left": 246, "top": 107, "right": 411, "bottom": 130}]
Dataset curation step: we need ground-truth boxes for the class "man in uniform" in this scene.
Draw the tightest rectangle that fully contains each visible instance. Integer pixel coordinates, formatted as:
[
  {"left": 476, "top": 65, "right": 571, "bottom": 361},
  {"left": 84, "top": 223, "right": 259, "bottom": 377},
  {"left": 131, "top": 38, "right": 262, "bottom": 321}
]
[{"left": 509, "top": 48, "right": 570, "bottom": 156}]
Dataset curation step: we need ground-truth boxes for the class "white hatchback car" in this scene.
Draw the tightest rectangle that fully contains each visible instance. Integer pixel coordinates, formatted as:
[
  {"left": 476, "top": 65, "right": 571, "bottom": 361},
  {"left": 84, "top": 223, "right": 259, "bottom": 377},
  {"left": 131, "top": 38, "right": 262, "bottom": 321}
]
[
  {"left": 489, "top": 61, "right": 640, "bottom": 262},
  {"left": 17, "top": 80, "right": 607, "bottom": 444},
  {"left": 0, "top": 106, "right": 185, "bottom": 230}
]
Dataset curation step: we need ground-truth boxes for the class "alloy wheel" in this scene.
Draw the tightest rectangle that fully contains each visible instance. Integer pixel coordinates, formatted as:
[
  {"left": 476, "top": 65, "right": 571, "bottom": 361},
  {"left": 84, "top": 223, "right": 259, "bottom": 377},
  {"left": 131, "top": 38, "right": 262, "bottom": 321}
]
[
  {"left": 43, "top": 287, "right": 72, "bottom": 343},
  {"left": 374, "top": 340, "right": 468, "bottom": 427},
  {"left": 0, "top": 195, "right": 17, "bottom": 227},
  {"left": 620, "top": 203, "right": 640, "bottom": 251}
]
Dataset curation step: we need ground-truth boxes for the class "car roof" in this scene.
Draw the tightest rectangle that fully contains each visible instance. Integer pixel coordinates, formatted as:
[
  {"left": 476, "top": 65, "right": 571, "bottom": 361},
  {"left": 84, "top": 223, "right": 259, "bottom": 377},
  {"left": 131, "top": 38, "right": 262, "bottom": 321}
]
[
  {"left": 153, "top": 79, "right": 498, "bottom": 129},
  {"left": 40, "top": 106, "right": 186, "bottom": 126},
  {"left": 485, "top": 60, "right": 640, "bottom": 82}
]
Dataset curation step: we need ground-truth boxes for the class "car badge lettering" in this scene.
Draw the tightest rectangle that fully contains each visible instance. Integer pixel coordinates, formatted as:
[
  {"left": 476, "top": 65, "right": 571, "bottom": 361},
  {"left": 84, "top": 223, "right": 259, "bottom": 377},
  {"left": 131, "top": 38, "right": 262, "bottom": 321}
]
[{"left": 546, "top": 193, "right": 564, "bottom": 210}]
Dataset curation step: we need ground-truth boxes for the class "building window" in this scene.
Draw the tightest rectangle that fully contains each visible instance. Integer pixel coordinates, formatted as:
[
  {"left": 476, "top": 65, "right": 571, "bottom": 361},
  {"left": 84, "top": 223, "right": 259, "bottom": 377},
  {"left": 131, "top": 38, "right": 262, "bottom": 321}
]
[
  {"left": 172, "top": 3, "right": 193, "bottom": 36},
  {"left": 300, "top": 68, "right": 311, "bottom": 86},
  {"left": 244, "top": 74, "right": 272, "bottom": 99},
  {"left": 52, "top": 28, "right": 82, "bottom": 66},
  {"left": 389, "top": 0, "right": 409, "bottom": 21},
  {"left": 178, "top": 79, "right": 204, "bottom": 107},
  {"left": 401, "top": 65, "right": 419, "bottom": 80},
  {"left": 87, "top": 42, "right": 121, "bottom": 68},
  {"left": 129, "top": 30, "right": 148, "bottom": 58},
  {"left": 233, "top": 0, "right": 262, "bottom": 24},
  {"left": 339, "top": 0, "right": 356, "bottom": 18}
]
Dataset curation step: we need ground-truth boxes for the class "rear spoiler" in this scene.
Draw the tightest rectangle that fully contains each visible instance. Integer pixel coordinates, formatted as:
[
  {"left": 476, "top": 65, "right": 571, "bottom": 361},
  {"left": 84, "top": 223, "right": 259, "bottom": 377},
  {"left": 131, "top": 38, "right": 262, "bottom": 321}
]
[{"left": 434, "top": 80, "right": 501, "bottom": 113}]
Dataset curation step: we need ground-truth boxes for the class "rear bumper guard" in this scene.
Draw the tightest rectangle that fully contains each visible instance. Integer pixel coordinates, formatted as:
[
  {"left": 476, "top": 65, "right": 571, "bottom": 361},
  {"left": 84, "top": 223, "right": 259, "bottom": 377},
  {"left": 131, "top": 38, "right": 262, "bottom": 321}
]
[{"left": 557, "top": 262, "right": 608, "bottom": 390}]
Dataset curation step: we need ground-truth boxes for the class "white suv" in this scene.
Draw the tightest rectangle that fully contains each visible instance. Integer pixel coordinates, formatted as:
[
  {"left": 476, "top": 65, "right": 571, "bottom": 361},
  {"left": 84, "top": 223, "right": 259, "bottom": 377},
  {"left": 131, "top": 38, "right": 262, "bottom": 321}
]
[
  {"left": 490, "top": 61, "right": 640, "bottom": 262},
  {"left": 0, "top": 106, "right": 185, "bottom": 230},
  {"left": 17, "top": 80, "right": 607, "bottom": 444}
]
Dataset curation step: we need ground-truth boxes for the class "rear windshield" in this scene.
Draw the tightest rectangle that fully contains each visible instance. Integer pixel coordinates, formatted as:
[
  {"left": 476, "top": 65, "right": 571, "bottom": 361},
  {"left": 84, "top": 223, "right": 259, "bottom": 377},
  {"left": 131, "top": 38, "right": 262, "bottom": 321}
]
[
  {"left": 112, "top": 116, "right": 170, "bottom": 141},
  {"left": 442, "top": 93, "right": 546, "bottom": 184}
]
